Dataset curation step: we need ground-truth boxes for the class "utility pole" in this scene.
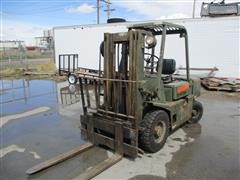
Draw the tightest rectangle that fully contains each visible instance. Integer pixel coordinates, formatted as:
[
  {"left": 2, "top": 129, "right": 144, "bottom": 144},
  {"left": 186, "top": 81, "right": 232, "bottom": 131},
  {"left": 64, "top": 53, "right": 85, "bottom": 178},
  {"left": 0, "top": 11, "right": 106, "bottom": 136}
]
[
  {"left": 103, "top": 0, "right": 115, "bottom": 20},
  {"left": 97, "top": 0, "right": 100, "bottom": 24},
  {"left": 97, "top": 0, "right": 115, "bottom": 24},
  {"left": 192, "top": 0, "right": 197, "bottom": 18}
]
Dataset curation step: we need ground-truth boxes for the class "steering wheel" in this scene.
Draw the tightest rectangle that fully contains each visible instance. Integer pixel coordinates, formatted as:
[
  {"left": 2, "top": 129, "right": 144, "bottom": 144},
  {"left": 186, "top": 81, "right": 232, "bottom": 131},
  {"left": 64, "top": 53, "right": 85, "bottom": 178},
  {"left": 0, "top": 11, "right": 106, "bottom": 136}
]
[{"left": 144, "top": 52, "right": 160, "bottom": 66}]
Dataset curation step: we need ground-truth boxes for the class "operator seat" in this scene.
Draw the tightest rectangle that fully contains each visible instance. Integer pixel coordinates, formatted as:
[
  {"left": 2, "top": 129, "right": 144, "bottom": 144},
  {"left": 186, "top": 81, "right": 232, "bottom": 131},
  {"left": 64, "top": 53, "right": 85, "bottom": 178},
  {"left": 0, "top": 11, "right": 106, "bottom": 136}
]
[
  {"left": 162, "top": 59, "right": 176, "bottom": 75},
  {"left": 160, "top": 59, "right": 176, "bottom": 83}
]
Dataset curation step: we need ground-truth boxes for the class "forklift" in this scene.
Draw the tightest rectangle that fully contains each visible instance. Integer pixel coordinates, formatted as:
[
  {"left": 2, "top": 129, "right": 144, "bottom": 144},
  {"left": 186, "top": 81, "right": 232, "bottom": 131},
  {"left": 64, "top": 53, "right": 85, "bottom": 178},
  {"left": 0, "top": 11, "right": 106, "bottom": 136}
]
[{"left": 26, "top": 22, "right": 203, "bottom": 179}]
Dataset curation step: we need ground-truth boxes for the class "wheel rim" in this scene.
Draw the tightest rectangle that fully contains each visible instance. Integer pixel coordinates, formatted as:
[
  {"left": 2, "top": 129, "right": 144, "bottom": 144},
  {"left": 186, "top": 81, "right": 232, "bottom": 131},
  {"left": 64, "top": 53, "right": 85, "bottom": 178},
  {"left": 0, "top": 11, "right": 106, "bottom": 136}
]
[
  {"left": 69, "top": 75, "right": 75, "bottom": 84},
  {"left": 192, "top": 109, "right": 199, "bottom": 118},
  {"left": 154, "top": 122, "right": 166, "bottom": 144}
]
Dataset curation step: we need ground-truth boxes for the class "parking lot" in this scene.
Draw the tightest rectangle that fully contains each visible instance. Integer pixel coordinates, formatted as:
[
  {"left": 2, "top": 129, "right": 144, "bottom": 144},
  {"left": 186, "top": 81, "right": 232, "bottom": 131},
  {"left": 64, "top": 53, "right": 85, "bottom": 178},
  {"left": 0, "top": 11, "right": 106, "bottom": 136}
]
[{"left": 0, "top": 79, "right": 239, "bottom": 180}]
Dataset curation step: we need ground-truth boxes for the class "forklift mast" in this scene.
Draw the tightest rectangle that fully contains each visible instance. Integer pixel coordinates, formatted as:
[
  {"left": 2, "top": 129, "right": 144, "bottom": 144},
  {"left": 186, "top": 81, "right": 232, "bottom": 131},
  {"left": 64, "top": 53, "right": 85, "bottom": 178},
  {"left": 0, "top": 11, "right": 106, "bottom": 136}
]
[{"left": 102, "top": 30, "right": 144, "bottom": 122}]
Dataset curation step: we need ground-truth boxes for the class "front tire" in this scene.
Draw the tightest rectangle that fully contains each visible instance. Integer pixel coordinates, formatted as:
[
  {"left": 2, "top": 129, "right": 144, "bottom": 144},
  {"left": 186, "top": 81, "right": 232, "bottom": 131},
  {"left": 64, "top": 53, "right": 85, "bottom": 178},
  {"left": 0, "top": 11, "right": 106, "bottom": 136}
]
[
  {"left": 139, "top": 110, "right": 169, "bottom": 153},
  {"left": 190, "top": 100, "right": 203, "bottom": 123}
]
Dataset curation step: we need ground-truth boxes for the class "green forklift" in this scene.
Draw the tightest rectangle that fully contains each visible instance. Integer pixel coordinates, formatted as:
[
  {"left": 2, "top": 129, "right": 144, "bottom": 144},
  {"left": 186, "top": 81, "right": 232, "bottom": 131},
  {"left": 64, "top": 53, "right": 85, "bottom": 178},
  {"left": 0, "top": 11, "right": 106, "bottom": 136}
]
[
  {"left": 80, "top": 21, "right": 203, "bottom": 155},
  {"left": 26, "top": 22, "right": 203, "bottom": 179}
]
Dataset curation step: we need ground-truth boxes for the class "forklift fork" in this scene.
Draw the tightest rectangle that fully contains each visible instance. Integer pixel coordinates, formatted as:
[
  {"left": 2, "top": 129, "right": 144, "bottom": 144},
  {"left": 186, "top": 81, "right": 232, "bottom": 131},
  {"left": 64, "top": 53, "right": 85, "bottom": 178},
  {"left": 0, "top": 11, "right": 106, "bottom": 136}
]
[
  {"left": 26, "top": 120, "right": 124, "bottom": 179},
  {"left": 26, "top": 142, "right": 94, "bottom": 175}
]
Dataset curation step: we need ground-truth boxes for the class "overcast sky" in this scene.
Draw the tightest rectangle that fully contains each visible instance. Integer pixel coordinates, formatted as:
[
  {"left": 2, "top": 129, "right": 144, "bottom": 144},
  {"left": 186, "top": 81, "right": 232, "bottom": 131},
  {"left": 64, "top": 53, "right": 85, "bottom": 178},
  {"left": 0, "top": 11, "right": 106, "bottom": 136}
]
[{"left": 1, "top": 0, "right": 238, "bottom": 45}]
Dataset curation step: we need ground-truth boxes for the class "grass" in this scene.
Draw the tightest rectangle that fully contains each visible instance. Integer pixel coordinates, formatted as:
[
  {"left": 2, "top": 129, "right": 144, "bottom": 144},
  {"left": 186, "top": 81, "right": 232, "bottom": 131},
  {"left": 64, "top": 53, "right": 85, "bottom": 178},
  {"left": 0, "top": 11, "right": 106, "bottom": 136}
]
[
  {"left": 0, "top": 68, "right": 24, "bottom": 77},
  {"left": 0, "top": 54, "right": 67, "bottom": 81},
  {"left": 0, "top": 49, "right": 53, "bottom": 60},
  {"left": 0, "top": 62, "right": 67, "bottom": 81},
  {"left": 0, "top": 62, "right": 56, "bottom": 78},
  {"left": 27, "top": 62, "right": 56, "bottom": 72}
]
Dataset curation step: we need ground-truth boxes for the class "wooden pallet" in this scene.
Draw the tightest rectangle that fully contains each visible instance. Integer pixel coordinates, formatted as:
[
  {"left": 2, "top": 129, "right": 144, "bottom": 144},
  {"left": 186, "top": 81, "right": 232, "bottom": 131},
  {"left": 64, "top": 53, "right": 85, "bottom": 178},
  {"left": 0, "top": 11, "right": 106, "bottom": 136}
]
[{"left": 201, "top": 77, "right": 240, "bottom": 92}]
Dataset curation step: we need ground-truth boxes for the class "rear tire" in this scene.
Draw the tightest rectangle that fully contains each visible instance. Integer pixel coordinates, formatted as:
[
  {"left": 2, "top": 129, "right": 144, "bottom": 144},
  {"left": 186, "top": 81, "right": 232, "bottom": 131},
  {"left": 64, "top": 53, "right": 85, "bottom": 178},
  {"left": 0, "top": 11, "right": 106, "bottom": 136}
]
[
  {"left": 68, "top": 73, "right": 78, "bottom": 84},
  {"left": 190, "top": 100, "right": 203, "bottom": 123},
  {"left": 139, "top": 110, "right": 169, "bottom": 153}
]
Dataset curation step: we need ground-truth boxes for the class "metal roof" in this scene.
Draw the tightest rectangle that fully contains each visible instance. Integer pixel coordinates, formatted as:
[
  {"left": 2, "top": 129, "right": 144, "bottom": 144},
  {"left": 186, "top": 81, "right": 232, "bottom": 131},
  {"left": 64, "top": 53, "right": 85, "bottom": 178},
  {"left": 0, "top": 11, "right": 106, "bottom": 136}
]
[{"left": 128, "top": 21, "right": 187, "bottom": 35}]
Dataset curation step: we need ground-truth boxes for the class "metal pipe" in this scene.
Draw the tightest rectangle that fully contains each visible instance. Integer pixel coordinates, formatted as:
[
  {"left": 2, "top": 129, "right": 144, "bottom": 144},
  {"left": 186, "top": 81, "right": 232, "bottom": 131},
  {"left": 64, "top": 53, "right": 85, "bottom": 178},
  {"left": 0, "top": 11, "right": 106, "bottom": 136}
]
[
  {"left": 97, "top": 109, "right": 135, "bottom": 120},
  {"left": 58, "top": 55, "right": 61, "bottom": 75},
  {"left": 192, "top": 0, "right": 197, "bottom": 18},
  {"left": 184, "top": 33, "right": 190, "bottom": 81},
  {"left": 79, "top": 78, "right": 87, "bottom": 115},
  {"left": 158, "top": 25, "right": 167, "bottom": 76},
  {"left": 97, "top": 0, "right": 100, "bottom": 24},
  {"left": 73, "top": 55, "right": 75, "bottom": 72},
  {"left": 68, "top": 55, "right": 70, "bottom": 72},
  {"left": 98, "top": 51, "right": 102, "bottom": 107}
]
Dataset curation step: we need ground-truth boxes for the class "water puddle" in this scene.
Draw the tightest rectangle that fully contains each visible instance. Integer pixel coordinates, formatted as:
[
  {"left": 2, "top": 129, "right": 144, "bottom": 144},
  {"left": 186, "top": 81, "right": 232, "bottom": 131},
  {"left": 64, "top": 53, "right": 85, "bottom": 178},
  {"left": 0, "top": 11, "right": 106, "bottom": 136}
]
[{"left": 0, "top": 79, "right": 86, "bottom": 179}]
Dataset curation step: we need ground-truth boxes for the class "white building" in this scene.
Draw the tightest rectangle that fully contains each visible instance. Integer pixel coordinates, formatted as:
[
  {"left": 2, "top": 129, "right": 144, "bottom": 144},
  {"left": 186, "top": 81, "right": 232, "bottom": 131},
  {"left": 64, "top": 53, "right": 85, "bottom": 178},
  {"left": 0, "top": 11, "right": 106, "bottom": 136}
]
[{"left": 53, "top": 16, "right": 239, "bottom": 78}]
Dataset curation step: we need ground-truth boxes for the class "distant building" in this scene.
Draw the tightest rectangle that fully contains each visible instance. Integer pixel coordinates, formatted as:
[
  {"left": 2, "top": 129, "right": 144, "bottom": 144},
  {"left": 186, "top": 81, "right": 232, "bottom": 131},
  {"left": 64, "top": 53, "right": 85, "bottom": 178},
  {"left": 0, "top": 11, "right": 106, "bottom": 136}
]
[
  {"left": 0, "top": 40, "right": 25, "bottom": 51},
  {"left": 35, "top": 29, "right": 53, "bottom": 50}
]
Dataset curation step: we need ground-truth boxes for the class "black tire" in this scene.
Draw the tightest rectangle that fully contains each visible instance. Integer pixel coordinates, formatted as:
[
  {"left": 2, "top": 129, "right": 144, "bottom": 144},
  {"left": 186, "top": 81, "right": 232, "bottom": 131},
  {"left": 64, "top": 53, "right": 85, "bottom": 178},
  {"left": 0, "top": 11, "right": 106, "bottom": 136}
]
[
  {"left": 68, "top": 73, "right": 78, "bottom": 84},
  {"left": 100, "top": 41, "right": 104, "bottom": 57},
  {"left": 190, "top": 100, "right": 203, "bottom": 123},
  {"left": 107, "top": 18, "right": 126, "bottom": 23},
  {"left": 139, "top": 110, "right": 169, "bottom": 153}
]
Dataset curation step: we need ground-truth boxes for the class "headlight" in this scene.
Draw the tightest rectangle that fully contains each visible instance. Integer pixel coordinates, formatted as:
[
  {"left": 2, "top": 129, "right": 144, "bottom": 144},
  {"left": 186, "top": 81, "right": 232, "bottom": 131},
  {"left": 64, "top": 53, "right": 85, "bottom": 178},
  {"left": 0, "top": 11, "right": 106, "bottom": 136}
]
[{"left": 145, "top": 35, "right": 157, "bottom": 49}]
